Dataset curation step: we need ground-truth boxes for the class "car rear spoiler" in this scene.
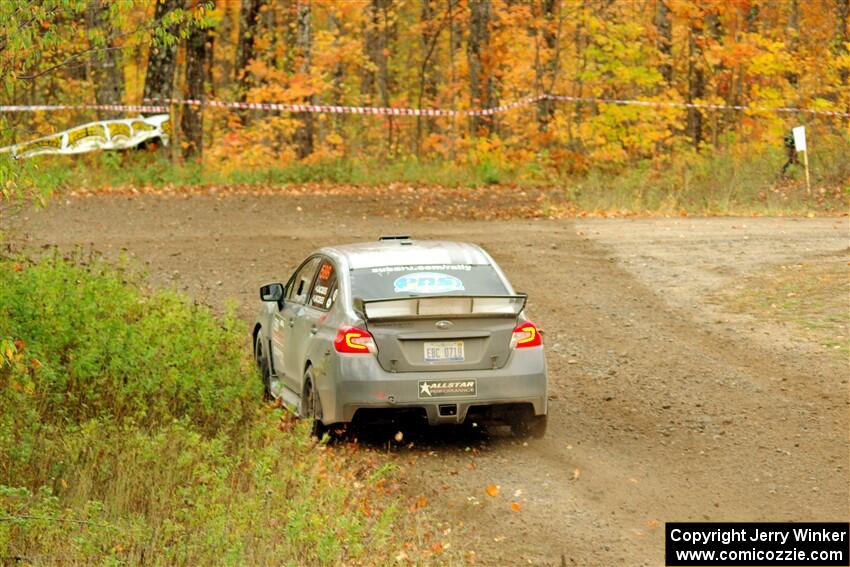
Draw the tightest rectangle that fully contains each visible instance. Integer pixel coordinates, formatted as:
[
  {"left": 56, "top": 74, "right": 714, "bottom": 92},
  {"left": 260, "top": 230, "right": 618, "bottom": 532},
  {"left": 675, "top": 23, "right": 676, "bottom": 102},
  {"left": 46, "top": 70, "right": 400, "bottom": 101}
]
[{"left": 353, "top": 294, "right": 527, "bottom": 322}]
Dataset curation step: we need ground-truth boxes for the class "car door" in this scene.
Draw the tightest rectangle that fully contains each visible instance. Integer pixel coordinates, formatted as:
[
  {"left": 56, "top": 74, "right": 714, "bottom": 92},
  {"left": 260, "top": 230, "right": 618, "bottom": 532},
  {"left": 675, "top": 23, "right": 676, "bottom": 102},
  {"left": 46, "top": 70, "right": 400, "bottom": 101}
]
[
  {"left": 285, "top": 257, "right": 339, "bottom": 394},
  {"left": 274, "top": 256, "right": 321, "bottom": 393}
]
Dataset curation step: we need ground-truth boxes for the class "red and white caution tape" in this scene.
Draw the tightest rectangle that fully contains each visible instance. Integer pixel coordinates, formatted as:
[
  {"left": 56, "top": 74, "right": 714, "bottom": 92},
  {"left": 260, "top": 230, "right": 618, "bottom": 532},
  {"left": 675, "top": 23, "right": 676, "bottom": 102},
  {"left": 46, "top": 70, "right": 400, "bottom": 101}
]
[
  {"left": 1, "top": 94, "right": 848, "bottom": 118},
  {"left": 0, "top": 103, "right": 167, "bottom": 113},
  {"left": 144, "top": 95, "right": 850, "bottom": 118},
  {"left": 142, "top": 95, "right": 543, "bottom": 116},
  {"left": 545, "top": 94, "right": 850, "bottom": 118}
]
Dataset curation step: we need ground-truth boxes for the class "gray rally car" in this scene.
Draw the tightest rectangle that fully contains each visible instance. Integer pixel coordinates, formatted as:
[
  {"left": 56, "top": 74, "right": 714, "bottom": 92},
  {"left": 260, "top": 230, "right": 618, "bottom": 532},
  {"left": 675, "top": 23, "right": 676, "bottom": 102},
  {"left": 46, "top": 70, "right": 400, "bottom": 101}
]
[{"left": 253, "top": 236, "right": 548, "bottom": 438}]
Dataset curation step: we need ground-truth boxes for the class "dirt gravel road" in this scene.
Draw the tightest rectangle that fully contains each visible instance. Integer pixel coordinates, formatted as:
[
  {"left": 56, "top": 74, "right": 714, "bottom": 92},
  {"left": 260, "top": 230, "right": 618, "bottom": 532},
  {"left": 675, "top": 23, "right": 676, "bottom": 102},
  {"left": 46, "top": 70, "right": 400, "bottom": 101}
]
[{"left": 4, "top": 191, "right": 848, "bottom": 566}]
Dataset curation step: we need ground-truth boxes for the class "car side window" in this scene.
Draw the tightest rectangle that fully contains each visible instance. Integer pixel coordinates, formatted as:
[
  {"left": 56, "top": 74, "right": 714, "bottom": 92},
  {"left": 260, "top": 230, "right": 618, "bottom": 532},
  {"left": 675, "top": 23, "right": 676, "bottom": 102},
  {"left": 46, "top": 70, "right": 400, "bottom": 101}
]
[
  {"left": 288, "top": 257, "right": 321, "bottom": 304},
  {"left": 309, "top": 259, "right": 338, "bottom": 310}
]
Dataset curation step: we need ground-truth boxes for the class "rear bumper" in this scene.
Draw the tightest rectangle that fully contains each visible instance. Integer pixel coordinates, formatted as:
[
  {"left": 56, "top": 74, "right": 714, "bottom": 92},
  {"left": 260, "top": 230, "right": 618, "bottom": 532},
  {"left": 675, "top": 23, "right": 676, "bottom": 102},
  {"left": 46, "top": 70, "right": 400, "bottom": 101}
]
[{"left": 318, "top": 347, "right": 547, "bottom": 425}]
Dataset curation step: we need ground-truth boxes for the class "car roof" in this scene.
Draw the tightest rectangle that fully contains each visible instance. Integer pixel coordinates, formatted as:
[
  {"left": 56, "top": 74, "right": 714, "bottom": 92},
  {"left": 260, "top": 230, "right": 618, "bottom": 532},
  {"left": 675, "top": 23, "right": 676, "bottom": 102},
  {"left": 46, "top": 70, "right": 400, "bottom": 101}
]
[{"left": 321, "top": 240, "right": 492, "bottom": 270}]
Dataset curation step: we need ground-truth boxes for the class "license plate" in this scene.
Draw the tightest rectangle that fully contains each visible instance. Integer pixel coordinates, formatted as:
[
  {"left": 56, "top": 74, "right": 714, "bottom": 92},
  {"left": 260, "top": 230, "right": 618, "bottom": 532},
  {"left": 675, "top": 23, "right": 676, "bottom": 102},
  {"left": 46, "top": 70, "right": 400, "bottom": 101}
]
[
  {"left": 424, "top": 341, "right": 465, "bottom": 362},
  {"left": 418, "top": 379, "right": 476, "bottom": 398}
]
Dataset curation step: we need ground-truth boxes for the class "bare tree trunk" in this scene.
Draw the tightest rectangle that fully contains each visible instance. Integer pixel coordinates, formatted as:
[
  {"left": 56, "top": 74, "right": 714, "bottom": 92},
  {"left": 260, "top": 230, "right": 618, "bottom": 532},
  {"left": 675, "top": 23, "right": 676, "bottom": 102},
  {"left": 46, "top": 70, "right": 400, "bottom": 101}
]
[
  {"left": 362, "top": 0, "right": 393, "bottom": 151},
  {"left": 566, "top": 0, "right": 586, "bottom": 145},
  {"left": 416, "top": 0, "right": 442, "bottom": 153},
  {"left": 467, "top": 0, "right": 495, "bottom": 135},
  {"left": 294, "top": 0, "right": 313, "bottom": 159},
  {"left": 654, "top": 0, "right": 673, "bottom": 85},
  {"left": 686, "top": 21, "right": 705, "bottom": 149},
  {"left": 86, "top": 0, "right": 125, "bottom": 119},
  {"left": 361, "top": 1, "right": 381, "bottom": 102},
  {"left": 535, "top": 0, "right": 557, "bottom": 132},
  {"left": 705, "top": 10, "right": 726, "bottom": 144},
  {"left": 329, "top": 10, "right": 345, "bottom": 136},
  {"left": 142, "top": 0, "right": 181, "bottom": 114},
  {"left": 235, "top": 0, "right": 264, "bottom": 100},
  {"left": 448, "top": 0, "right": 460, "bottom": 158},
  {"left": 181, "top": 18, "right": 210, "bottom": 159},
  {"left": 785, "top": 0, "right": 800, "bottom": 87}
]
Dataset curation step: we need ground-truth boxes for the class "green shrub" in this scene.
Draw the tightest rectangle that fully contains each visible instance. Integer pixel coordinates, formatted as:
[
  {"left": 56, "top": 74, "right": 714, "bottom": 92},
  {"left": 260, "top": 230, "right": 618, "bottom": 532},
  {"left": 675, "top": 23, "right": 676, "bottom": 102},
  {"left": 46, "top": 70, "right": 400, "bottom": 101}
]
[
  {"left": 0, "top": 254, "right": 409, "bottom": 565},
  {"left": 0, "top": 251, "right": 258, "bottom": 431},
  {"left": 474, "top": 159, "right": 503, "bottom": 185}
]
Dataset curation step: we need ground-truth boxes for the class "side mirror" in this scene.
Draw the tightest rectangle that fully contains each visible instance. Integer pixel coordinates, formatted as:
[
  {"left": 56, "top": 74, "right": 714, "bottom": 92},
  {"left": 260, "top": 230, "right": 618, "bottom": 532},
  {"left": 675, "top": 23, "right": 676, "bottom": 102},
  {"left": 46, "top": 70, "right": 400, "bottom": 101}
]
[{"left": 260, "top": 283, "right": 284, "bottom": 305}]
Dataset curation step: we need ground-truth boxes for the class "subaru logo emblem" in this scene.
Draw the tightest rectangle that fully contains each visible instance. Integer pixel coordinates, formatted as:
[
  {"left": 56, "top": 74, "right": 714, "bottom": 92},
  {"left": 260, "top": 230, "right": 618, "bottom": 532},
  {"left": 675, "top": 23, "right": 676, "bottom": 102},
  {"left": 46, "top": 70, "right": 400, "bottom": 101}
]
[{"left": 435, "top": 320, "right": 453, "bottom": 330}]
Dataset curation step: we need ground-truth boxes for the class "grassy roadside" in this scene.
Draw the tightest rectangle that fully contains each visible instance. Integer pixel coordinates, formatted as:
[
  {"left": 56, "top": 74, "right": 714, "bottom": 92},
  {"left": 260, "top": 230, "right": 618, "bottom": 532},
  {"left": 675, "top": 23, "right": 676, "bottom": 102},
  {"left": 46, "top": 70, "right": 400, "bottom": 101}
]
[
  {"left": 0, "top": 253, "right": 450, "bottom": 565},
  {"left": 3, "top": 135, "right": 848, "bottom": 216},
  {"left": 721, "top": 257, "right": 850, "bottom": 357}
]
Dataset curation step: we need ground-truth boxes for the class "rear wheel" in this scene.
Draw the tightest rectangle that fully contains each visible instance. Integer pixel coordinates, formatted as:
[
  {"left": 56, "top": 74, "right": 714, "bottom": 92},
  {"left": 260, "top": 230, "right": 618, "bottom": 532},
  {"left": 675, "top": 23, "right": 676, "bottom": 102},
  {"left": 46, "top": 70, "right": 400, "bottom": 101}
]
[
  {"left": 302, "top": 367, "right": 328, "bottom": 439},
  {"left": 255, "top": 333, "right": 272, "bottom": 401},
  {"left": 510, "top": 411, "right": 548, "bottom": 439}
]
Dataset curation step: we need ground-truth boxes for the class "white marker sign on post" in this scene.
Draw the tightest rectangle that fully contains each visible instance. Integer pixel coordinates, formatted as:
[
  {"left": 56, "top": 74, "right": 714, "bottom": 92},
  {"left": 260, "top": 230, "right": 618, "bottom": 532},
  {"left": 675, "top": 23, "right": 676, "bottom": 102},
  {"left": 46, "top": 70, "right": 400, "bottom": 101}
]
[
  {"left": 792, "top": 125, "right": 811, "bottom": 196},
  {"left": 792, "top": 126, "right": 807, "bottom": 152}
]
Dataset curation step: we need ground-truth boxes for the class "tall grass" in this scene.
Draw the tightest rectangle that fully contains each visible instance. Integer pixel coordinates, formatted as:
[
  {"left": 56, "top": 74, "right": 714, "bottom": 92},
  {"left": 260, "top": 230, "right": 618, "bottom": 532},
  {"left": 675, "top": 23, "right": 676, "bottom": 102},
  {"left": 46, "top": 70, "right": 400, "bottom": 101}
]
[
  {"left": 567, "top": 135, "right": 850, "bottom": 213},
  {"left": 28, "top": 150, "right": 523, "bottom": 189},
  {"left": 0, "top": 253, "right": 406, "bottom": 565},
  {"left": 2, "top": 132, "right": 848, "bottom": 213}
]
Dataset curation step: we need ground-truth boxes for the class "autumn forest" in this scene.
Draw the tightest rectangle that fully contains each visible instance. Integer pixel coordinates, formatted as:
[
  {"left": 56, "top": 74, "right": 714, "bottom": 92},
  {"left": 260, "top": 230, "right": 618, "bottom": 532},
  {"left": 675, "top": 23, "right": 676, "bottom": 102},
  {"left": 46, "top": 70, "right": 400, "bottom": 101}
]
[{"left": 1, "top": 0, "right": 849, "bottom": 181}]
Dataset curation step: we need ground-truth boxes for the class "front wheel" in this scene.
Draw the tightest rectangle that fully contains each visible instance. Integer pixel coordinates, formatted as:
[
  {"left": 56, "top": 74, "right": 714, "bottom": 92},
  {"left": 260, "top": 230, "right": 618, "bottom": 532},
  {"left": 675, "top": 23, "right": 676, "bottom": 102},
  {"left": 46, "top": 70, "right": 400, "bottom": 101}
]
[
  {"left": 302, "top": 367, "right": 328, "bottom": 439},
  {"left": 255, "top": 333, "right": 272, "bottom": 401}
]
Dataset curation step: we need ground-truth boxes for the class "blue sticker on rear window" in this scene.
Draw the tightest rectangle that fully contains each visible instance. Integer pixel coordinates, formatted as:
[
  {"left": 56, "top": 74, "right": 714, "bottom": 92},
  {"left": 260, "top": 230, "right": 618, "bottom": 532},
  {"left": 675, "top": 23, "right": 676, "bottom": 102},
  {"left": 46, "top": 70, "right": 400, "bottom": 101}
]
[{"left": 393, "top": 272, "right": 465, "bottom": 294}]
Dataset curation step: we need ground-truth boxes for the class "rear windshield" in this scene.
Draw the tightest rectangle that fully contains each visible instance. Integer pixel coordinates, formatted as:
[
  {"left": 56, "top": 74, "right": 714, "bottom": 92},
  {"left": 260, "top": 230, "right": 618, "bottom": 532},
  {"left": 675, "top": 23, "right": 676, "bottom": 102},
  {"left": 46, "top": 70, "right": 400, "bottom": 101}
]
[{"left": 349, "top": 264, "right": 509, "bottom": 299}]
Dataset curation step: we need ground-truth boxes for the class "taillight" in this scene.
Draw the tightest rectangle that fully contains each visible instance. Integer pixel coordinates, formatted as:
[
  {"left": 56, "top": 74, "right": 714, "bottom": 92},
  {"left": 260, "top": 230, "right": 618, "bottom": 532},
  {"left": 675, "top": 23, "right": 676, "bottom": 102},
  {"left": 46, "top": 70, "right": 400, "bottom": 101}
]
[
  {"left": 333, "top": 326, "right": 376, "bottom": 354},
  {"left": 511, "top": 321, "right": 542, "bottom": 348}
]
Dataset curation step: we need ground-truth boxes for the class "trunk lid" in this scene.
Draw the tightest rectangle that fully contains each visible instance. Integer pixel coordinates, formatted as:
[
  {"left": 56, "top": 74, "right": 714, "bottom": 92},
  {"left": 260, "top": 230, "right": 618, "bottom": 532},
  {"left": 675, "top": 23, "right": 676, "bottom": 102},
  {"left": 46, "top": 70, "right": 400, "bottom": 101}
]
[{"left": 357, "top": 295, "right": 525, "bottom": 373}]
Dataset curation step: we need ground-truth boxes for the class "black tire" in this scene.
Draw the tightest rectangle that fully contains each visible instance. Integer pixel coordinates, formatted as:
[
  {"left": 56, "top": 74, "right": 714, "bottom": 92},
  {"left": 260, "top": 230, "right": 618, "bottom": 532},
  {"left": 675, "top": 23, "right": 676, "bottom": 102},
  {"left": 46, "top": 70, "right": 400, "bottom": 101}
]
[
  {"left": 302, "top": 367, "right": 328, "bottom": 439},
  {"left": 510, "top": 412, "right": 548, "bottom": 439},
  {"left": 255, "top": 333, "right": 273, "bottom": 401}
]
